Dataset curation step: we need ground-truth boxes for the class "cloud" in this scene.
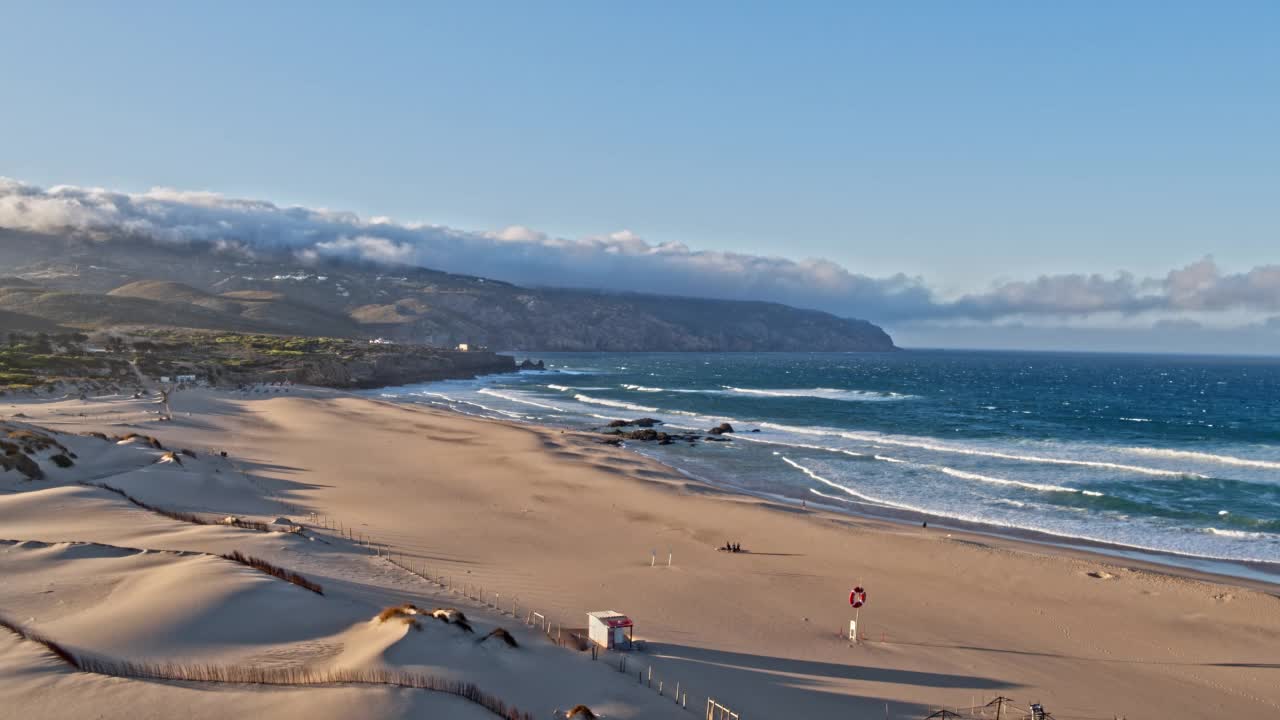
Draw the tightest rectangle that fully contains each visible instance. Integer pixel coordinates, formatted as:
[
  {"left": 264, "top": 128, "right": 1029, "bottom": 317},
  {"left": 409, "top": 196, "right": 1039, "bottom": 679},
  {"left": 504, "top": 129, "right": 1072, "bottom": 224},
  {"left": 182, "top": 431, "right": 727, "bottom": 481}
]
[{"left": 1, "top": 177, "right": 1277, "bottom": 328}]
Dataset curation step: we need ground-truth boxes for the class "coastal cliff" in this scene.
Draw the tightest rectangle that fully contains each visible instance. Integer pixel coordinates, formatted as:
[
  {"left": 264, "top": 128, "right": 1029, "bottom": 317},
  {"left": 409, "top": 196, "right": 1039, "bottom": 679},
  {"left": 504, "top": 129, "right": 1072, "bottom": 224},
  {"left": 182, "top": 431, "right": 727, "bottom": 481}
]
[{"left": 286, "top": 349, "right": 515, "bottom": 389}]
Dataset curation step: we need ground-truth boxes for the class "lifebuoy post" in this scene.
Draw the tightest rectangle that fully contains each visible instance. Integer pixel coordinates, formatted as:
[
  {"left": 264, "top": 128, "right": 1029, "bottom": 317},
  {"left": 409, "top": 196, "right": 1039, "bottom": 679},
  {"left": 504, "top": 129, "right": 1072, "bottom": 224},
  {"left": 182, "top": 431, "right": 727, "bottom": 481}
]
[{"left": 848, "top": 585, "right": 868, "bottom": 642}]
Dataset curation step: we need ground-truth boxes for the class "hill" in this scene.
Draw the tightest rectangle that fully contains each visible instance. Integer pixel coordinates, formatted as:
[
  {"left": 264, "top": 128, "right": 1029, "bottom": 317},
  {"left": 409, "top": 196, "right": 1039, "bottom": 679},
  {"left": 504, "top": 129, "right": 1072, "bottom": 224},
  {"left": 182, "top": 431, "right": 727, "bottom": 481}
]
[
  {"left": 0, "top": 309, "right": 66, "bottom": 335},
  {"left": 0, "top": 230, "right": 897, "bottom": 351}
]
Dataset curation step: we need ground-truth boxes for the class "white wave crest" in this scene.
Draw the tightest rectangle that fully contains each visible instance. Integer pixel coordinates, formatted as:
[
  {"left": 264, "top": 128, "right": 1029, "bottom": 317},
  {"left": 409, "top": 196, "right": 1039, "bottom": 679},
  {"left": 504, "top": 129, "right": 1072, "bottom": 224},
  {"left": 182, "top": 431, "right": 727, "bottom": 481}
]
[
  {"left": 621, "top": 384, "right": 664, "bottom": 392},
  {"left": 477, "top": 388, "right": 563, "bottom": 412},
  {"left": 780, "top": 456, "right": 916, "bottom": 509},
  {"left": 1121, "top": 447, "right": 1280, "bottom": 471},
  {"left": 758, "top": 422, "right": 1200, "bottom": 478},
  {"left": 416, "top": 391, "right": 524, "bottom": 419},
  {"left": 1202, "top": 527, "right": 1276, "bottom": 540},
  {"left": 731, "top": 433, "right": 868, "bottom": 458},
  {"left": 572, "top": 394, "right": 658, "bottom": 413},
  {"left": 931, "top": 464, "right": 1100, "bottom": 496},
  {"left": 722, "top": 386, "right": 913, "bottom": 401}
]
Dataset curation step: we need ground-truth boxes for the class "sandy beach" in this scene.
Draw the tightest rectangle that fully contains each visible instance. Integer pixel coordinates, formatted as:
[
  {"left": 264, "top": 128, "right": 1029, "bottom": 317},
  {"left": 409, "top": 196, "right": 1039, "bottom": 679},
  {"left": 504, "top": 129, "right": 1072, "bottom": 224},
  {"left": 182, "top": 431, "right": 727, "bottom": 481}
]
[{"left": 3, "top": 386, "right": 1278, "bottom": 719}]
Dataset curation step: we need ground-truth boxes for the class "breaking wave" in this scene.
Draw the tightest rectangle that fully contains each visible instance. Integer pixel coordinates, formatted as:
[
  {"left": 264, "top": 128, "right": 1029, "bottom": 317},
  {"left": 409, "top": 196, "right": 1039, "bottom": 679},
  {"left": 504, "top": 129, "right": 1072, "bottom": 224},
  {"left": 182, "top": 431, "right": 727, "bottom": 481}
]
[
  {"left": 759, "top": 422, "right": 1200, "bottom": 478},
  {"left": 477, "top": 388, "right": 564, "bottom": 412},
  {"left": 722, "top": 386, "right": 914, "bottom": 401},
  {"left": 1121, "top": 447, "right": 1280, "bottom": 472},
  {"left": 572, "top": 394, "right": 659, "bottom": 413}
]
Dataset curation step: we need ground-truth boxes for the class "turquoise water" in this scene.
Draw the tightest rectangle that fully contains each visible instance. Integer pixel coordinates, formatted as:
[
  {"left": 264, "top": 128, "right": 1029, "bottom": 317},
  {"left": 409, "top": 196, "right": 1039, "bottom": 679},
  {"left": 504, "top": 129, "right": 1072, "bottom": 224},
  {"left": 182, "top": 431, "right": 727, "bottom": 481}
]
[{"left": 371, "top": 350, "right": 1280, "bottom": 578}]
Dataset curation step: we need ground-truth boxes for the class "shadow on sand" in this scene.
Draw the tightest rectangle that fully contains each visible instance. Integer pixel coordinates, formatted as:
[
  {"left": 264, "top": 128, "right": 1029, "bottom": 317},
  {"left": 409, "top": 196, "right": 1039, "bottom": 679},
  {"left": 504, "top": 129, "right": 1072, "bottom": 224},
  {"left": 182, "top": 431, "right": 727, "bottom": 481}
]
[{"left": 641, "top": 641, "right": 1013, "bottom": 719}]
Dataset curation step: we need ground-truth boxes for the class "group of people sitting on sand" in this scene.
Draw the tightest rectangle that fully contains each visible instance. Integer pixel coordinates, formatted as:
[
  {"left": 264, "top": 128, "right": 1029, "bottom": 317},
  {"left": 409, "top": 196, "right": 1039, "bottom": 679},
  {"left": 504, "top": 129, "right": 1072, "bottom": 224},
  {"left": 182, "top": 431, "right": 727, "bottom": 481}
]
[{"left": 719, "top": 541, "right": 745, "bottom": 553}]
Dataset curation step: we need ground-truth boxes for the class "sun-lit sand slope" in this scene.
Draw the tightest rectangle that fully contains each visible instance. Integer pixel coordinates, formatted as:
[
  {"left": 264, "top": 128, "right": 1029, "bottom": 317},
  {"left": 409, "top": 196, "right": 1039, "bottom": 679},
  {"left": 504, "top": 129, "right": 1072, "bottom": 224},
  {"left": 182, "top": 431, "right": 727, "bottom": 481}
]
[
  {"left": 3, "top": 388, "right": 1279, "bottom": 719},
  {"left": 0, "top": 406, "right": 689, "bottom": 719}
]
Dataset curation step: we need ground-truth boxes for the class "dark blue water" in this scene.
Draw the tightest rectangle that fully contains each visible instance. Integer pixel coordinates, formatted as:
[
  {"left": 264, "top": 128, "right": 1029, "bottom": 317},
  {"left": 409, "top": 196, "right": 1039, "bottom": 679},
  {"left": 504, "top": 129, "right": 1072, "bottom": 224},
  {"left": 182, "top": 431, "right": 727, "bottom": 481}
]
[{"left": 371, "top": 351, "right": 1280, "bottom": 575}]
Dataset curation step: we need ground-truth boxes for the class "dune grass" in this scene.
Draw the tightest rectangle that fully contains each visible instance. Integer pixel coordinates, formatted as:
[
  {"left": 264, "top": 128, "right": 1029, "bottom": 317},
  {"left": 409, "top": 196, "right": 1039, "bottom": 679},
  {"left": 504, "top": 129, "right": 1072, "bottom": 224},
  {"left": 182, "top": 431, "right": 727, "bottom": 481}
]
[
  {"left": 0, "top": 615, "right": 534, "bottom": 720},
  {"left": 377, "top": 603, "right": 420, "bottom": 622},
  {"left": 114, "top": 432, "right": 165, "bottom": 449},
  {"left": 375, "top": 603, "right": 424, "bottom": 631},
  {"left": 5, "top": 428, "right": 70, "bottom": 454},
  {"left": 480, "top": 628, "right": 519, "bottom": 648},
  {"left": 1, "top": 450, "right": 43, "bottom": 480},
  {"left": 2, "top": 424, "right": 73, "bottom": 480},
  {"left": 431, "top": 608, "right": 474, "bottom": 634},
  {"left": 222, "top": 550, "right": 323, "bottom": 595}
]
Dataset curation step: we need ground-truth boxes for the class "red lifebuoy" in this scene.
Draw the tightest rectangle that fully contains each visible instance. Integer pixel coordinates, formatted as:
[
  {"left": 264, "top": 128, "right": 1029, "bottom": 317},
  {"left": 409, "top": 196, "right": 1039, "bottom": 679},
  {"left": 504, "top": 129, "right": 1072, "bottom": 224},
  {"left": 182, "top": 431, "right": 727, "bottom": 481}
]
[{"left": 849, "top": 586, "right": 867, "bottom": 608}]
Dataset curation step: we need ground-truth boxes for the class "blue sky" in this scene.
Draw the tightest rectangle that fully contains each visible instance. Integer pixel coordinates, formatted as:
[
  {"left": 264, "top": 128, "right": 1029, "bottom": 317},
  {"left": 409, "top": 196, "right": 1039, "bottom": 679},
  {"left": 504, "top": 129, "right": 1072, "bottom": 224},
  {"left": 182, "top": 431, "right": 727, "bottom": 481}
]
[{"left": 1, "top": 2, "right": 1278, "bottom": 352}]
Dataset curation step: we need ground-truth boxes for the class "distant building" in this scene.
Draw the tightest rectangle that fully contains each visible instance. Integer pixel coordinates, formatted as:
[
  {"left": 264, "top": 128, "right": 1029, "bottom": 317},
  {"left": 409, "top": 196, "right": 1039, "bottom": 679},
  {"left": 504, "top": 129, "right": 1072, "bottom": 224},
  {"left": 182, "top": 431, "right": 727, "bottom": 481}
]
[
  {"left": 456, "top": 343, "right": 470, "bottom": 351},
  {"left": 159, "top": 376, "right": 171, "bottom": 384},
  {"left": 368, "top": 338, "right": 394, "bottom": 345},
  {"left": 176, "top": 374, "right": 197, "bottom": 383}
]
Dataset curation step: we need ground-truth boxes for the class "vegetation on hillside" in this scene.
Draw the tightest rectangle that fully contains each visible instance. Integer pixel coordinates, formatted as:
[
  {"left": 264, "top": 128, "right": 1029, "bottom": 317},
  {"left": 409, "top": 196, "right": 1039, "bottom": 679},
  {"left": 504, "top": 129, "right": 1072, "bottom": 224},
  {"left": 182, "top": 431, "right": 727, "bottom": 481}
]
[{"left": 0, "top": 329, "right": 513, "bottom": 393}]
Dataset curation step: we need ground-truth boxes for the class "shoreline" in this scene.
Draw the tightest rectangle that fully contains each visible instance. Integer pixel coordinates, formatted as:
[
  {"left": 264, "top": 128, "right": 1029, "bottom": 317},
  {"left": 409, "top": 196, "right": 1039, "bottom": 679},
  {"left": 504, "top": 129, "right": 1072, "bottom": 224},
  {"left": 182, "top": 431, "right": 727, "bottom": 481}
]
[
  {"left": 6, "top": 386, "right": 1280, "bottom": 718},
  {"left": 377, "top": 389, "right": 1280, "bottom": 593}
]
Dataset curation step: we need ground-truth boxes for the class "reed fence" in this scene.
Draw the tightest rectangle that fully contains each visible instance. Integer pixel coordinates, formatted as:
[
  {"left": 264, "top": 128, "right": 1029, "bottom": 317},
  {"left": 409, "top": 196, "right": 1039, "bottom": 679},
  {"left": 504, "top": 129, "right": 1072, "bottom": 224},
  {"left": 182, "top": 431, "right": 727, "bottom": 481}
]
[{"left": 0, "top": 614, "right": 534, "bottom": 720}]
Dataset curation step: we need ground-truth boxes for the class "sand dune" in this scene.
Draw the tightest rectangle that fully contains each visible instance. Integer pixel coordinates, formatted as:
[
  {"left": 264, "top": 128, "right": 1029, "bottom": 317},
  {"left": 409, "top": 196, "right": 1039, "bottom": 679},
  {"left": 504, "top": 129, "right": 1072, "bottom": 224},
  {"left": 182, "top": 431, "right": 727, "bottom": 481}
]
[{"left": 2, "top": 389, "right": 1279, "bottom": 719}]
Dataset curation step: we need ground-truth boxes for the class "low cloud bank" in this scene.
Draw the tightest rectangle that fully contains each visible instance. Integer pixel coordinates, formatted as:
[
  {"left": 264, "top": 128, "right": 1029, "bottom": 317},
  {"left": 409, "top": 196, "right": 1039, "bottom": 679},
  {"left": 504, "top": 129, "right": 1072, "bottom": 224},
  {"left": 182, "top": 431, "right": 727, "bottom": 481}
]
[{"left": 1, "top": 178, "right": 1275, "bottom": 326}]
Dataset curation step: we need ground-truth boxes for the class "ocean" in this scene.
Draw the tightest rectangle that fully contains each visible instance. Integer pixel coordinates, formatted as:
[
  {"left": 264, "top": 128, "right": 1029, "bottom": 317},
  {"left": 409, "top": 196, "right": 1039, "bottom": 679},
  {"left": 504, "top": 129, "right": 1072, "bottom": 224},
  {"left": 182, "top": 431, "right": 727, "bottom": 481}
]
[{"left": 368, "top": 350, "right": 1280, "bottom": 582}]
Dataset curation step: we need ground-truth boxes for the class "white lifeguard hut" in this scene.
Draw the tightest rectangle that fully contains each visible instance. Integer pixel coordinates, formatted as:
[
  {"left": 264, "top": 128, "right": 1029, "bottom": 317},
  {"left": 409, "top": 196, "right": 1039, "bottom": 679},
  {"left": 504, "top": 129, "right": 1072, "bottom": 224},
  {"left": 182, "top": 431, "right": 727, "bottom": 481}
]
[{"left": 587, "top": 610, "right": 633, "bottom": 650}]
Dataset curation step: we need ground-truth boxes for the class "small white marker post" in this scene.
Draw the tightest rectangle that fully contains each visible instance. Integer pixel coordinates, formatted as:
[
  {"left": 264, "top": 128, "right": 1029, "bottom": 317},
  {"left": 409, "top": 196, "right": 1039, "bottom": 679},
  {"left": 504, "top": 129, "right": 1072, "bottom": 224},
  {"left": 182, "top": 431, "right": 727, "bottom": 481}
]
[
  {"left": 667, "top": 548, "right": 672, "bottom": 567},
  {"left": 651, "top": 549, "right": 656, "bottom": 567}
]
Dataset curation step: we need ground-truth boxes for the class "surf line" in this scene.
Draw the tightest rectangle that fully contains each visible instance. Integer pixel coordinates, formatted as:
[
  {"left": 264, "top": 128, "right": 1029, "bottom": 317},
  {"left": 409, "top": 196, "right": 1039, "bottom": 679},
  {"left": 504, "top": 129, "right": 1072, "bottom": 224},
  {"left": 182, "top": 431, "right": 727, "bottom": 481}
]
[{"left": 759, "top": 422, "right": 1202, "bottom": 478}]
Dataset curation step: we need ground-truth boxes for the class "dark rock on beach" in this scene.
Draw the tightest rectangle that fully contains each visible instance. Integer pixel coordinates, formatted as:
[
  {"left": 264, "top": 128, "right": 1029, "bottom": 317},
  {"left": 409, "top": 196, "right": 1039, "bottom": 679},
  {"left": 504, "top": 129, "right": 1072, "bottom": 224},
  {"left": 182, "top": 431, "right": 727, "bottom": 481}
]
[
  {"left": 518, "top": 359, "right": 546, "bottom": 371},
  {"left": 623, "top": 429, "right": 665, "bottom": 442},
  {"left": 602, "top": 426, "right": 706, "bottom": 445},
  {"left": 708, "top": 422, "right": 735, "bottom": 435},
  {"left": 607, "top": 417, "right": 662, "bottom": 428}
]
